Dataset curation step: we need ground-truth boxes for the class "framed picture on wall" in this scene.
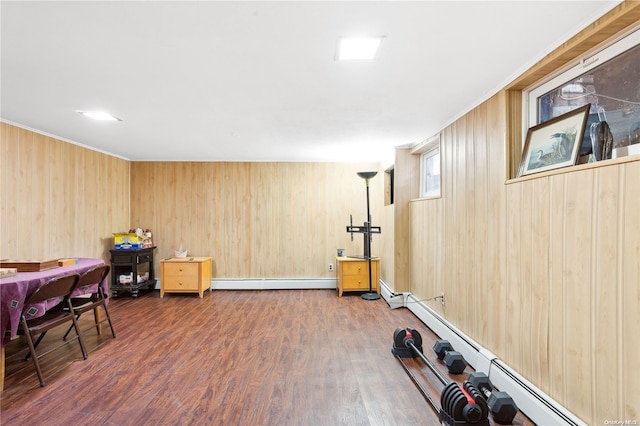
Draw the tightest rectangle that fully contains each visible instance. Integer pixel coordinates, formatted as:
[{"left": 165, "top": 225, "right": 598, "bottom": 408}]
[{"left": 518, "top": 104, "right": 590, "bottom": 177}]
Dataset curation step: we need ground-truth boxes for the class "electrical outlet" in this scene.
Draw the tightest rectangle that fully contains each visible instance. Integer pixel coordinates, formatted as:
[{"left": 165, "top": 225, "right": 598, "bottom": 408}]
[
  {"left": 441, "top": 292, "right": 445, "bottom": 305},
  {"left": 328, "top": 263, "right": 334, "bottom": 272}
]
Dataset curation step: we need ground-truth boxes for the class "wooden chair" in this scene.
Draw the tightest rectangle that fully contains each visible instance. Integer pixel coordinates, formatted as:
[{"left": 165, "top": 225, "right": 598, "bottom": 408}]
[
  {"left": 19, "top": 273, "right": 87, "bottom": 387},
  {"left": 62, "top": 264, "right": 116, "bottom": 340}
]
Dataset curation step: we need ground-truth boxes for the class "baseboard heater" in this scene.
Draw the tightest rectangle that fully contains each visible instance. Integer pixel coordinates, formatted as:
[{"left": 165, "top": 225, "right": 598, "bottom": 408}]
[
  {"left": 155, "top": 279, "right": 336, "bottom": 291},
  {"left": 380, "top": 280, "right": 586, "bottom": 426},
  {"left": 210, "top": 278, "right": 336, "bottom": 291}
]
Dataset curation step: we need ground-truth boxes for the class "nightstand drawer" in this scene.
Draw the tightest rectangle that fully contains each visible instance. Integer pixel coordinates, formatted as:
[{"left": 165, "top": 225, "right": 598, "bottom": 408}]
[
  {"left": 110, "top": 252, "right": 136, "bottom": 264},
  {"left": 341, "top": 261, "right": 377, "bottom": 276},
  {"left": 342, "top": 275, "right": 370, "bottom": 290},
  {"left": 342, "top": 262, "right": 367, "bottom": 276},
  {"left": 163, "top": 262, "right": 198, "bottom": 278},
  {"left": 163, "top": 275, "right": 198, "bottom": 291}
]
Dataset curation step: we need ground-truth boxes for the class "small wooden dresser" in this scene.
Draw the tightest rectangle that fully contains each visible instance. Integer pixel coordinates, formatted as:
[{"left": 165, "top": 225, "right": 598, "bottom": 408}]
[
  {"left": 160, "top": 257, "right": 212, "bottom": 298},
  {"left": 336, "top": 256, "right": 380, "bottom": 297}
]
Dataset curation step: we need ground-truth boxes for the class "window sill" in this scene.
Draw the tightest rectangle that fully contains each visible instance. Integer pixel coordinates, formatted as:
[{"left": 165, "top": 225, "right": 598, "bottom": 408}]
[
  {"left": 410, "top": 194, "right": 442, "bottom": 202},
  {"left": 505, "top": 153, "right": 640, "bottom": 185}
]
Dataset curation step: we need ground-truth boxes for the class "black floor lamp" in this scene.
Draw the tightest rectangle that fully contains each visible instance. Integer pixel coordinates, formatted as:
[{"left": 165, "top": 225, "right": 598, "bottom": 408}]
[{"left": 356, "top": 171, "right": 380, "bottom": 301}]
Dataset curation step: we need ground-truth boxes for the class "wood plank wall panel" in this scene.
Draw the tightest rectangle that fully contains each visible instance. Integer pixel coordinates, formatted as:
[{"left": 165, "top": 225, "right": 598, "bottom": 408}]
[
  {"left": 380, "top": 205, "right": 394, "bottom": 288},
  {"left": 406, "top": 91, "right": 639, "bottom": 422},
  {"left": 485, "top": 94, "right": 508, "bottom": 357},
  {"left": 0, "top": 122, "right": 130, "bottom": 262},
  {"left": 591, "top": 165, "right": 620, "bottom": 421},
  {"left": 390, "top": 148, "right": 418, "bottom": 293},
  {"left": 129, "top": 161, "right": 381, "bottom": 280},
  {"left": 622, "top": 161, "right": 640, "bottom": 420}
]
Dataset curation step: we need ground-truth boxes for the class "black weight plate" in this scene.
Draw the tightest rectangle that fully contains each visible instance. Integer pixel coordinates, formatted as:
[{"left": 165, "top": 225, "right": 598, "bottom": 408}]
[
  {"left": 450, "top": 393, "right": 467, "bottom": 421},
  {"left": 447, "top": 384, "right": 463, "bottom": 418},
  {"left": 393, "top": 327, "right": 407, "bottom": 348},
  {"left": 408, "top": 328, "right": 422, "bottom": 347},
  {"left": 441, "top": 382, "right": 457, "bottom": 415}
]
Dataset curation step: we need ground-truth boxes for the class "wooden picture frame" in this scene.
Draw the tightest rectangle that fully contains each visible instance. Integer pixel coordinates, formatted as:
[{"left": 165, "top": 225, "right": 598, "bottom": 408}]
[{"left": 518, "top": 104, "right": 590, "bottom": 177}]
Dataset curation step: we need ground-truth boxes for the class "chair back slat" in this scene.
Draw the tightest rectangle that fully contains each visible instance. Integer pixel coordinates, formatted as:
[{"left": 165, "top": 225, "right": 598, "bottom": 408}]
[
  {"left": 77, "top": 265, "right": 110, "bottom": 292},
  {"left": 23, "top": 274, "right": 80, "bottom": 309}
]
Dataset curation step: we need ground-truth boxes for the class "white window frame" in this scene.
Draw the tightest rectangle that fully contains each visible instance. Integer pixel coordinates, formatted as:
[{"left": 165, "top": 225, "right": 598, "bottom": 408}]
[
  {"left": 420, "top": 147, "right": 440, "bottom": 198},
  {"left": 524, "top": 27, "right": 640, "bottom": 143}
]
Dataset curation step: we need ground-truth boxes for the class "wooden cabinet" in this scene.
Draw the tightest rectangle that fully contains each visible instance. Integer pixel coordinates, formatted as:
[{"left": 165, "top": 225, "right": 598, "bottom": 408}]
[
  {"left": 336, "top": 257, "right": 380, "bottom": 297},
  {"left": 160, "top": 257, "right": 212, "bottom": 298},
  {"left": 110, "top": 247, "right": 157, "bottom": 298}
]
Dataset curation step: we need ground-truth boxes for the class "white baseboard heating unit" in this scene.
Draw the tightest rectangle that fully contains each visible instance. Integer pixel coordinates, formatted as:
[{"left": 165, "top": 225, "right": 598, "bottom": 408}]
[
  {"left": 210, "top": 278, "right": 336, "bottom": 291},
  {"left": 380, "top": 280, "right": 586, "bottom": 426}
]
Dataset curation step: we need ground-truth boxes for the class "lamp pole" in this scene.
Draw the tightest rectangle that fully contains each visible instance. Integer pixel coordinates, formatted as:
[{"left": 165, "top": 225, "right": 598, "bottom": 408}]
[{"left": 357, "top": 172, "right": 380, "bottom": 301}]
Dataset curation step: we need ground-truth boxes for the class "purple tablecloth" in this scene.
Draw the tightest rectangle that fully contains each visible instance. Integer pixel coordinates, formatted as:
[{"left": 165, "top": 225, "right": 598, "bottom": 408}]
[{"left": 0, "top": 258, "right": 106, "bottom": 346}]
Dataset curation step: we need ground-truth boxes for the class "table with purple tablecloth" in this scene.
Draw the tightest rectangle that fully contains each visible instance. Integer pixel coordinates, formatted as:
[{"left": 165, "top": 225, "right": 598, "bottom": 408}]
[
  {"left": 0, "top": 258, "right": 107, "bottom": 390},
  {"left": 0, "top": 258, "right": 107, "bottom": 347}
]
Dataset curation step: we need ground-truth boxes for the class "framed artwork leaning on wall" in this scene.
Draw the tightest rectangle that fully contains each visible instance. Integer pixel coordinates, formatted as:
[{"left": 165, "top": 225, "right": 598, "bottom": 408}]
[{"left": 518, "top": 104, "right": 590, "bottom": 177}]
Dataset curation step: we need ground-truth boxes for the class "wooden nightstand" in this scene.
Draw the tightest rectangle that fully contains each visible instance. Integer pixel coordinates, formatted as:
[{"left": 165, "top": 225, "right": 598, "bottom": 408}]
[
  {"left": 160, "top": 257, "right": 212, "bottom": 298},
  {"left": 336, "top": 257, "right": 380, "bottom": 297}
]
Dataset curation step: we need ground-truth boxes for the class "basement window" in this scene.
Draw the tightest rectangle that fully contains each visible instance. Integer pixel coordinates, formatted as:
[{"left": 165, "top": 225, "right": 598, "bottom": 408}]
[
  {"left": 411, "top": 133, "right": 441, "bottom": 199},
  {"left": 384, "top": 166, "right": 394, "bottom": 205},
  {"left": 420, "top": 147, "right": 441, "bottom": 198},
  {"left": 525, "top": 28, "right": 640, "bottom": 160}
]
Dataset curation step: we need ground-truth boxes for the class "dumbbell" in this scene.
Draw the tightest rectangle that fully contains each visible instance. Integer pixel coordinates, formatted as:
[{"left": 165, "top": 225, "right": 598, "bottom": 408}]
[
  {"left": 468, "top": 372, "right": 519, "bottom": 424},
  {"left": 392, "top": 328, "right": 489, "bottom": 425},
  {"left": 432, "top": 340, "right": 468, "bottom": 374}
]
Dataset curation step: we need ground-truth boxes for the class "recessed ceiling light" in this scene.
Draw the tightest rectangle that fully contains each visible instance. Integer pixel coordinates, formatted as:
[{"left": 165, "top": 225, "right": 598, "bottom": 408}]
[
  {"left": 336, "top": 36, "right": 384, "bottom": 61},
  {"left": 77, "top": 110, "right": 122, "bottom": 121}
]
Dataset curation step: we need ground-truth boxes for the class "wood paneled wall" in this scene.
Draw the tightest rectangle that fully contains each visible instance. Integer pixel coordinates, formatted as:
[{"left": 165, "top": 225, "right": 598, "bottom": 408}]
[
  {"left": 408, "top": 93, "right": 639, "bottom": 423},
  {"left": 405, "top": 5, "right": 640, "bottom": 423},
  {"left": 129, "top": 161, "right": 382, "bottom": 279},
  {"left": 0, "top": 122, "right": 130, "bottom": 262},
  {"left": 508, "top": 162, "right": 639, "bottom": 421}
]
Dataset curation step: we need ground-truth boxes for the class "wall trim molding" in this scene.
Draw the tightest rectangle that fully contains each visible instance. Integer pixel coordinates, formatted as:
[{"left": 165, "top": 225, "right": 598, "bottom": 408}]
[{"left": 0, "top": 119, "right": 129, "bottom": 160}]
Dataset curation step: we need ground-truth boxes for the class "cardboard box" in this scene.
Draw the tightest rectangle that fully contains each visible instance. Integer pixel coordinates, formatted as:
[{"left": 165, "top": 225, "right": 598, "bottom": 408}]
[
  {"left": 113, "top": 233, "right": 143, "bottom": 250},
  {"left": 58, "top": 258, "right": 79, "bottom": 266}
]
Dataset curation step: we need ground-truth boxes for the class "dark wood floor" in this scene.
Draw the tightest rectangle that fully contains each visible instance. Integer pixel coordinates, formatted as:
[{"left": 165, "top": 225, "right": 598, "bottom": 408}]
[{"left": 1, "top": 289, "right": 534, "bottom": 425}]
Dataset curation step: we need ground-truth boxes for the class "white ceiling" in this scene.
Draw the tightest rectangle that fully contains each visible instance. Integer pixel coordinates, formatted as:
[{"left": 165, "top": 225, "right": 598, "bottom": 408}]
[{"left": 0, "top": 1, "right": 621, "bottom": 162}]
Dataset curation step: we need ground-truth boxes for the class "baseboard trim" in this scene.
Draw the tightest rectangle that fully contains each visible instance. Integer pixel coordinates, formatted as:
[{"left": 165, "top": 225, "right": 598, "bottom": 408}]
[
  {"left": 380, "top": 279, "right": 407, "bottom": 309},
  {"left": 379, "top": 282, "right": 586, "bottom": 426},
  {"left": 210, "top": 278, "right": 337, "bottom": 291}
]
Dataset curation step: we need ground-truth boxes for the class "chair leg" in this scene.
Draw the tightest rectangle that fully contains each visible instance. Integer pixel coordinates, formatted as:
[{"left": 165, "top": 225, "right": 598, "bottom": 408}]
[
  {"left": 64, "top": 307, "right": 116, "bottom": 340},
  {"left": 102, "top": 306, "right": 116, "bottom": 338},
  {"left": 70, "top": 314, "right": 88, "bottom": 360},
  {"left": 93, "top": 308, "right": 101, "bottom": 335},
  {"left": 25, "top": 331, "right": 48, "bottom": 361},
  {"left": 62, "top": 315, "right": 82, "bottom": 341},
  {"left": 20, "top": 319, "right": 45, "bottom": 387}
]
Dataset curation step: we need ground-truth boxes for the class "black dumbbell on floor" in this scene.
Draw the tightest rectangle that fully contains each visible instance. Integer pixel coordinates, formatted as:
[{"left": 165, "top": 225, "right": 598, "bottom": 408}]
[
  {"left": 467, "top": 372, "right": 519, "bottom": 424},
  {"left": 432, "top": 339, "right": 468, "bottom": 374},
  {"left": 392, "top": 328, "right": 489, "bottom": 425}
]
